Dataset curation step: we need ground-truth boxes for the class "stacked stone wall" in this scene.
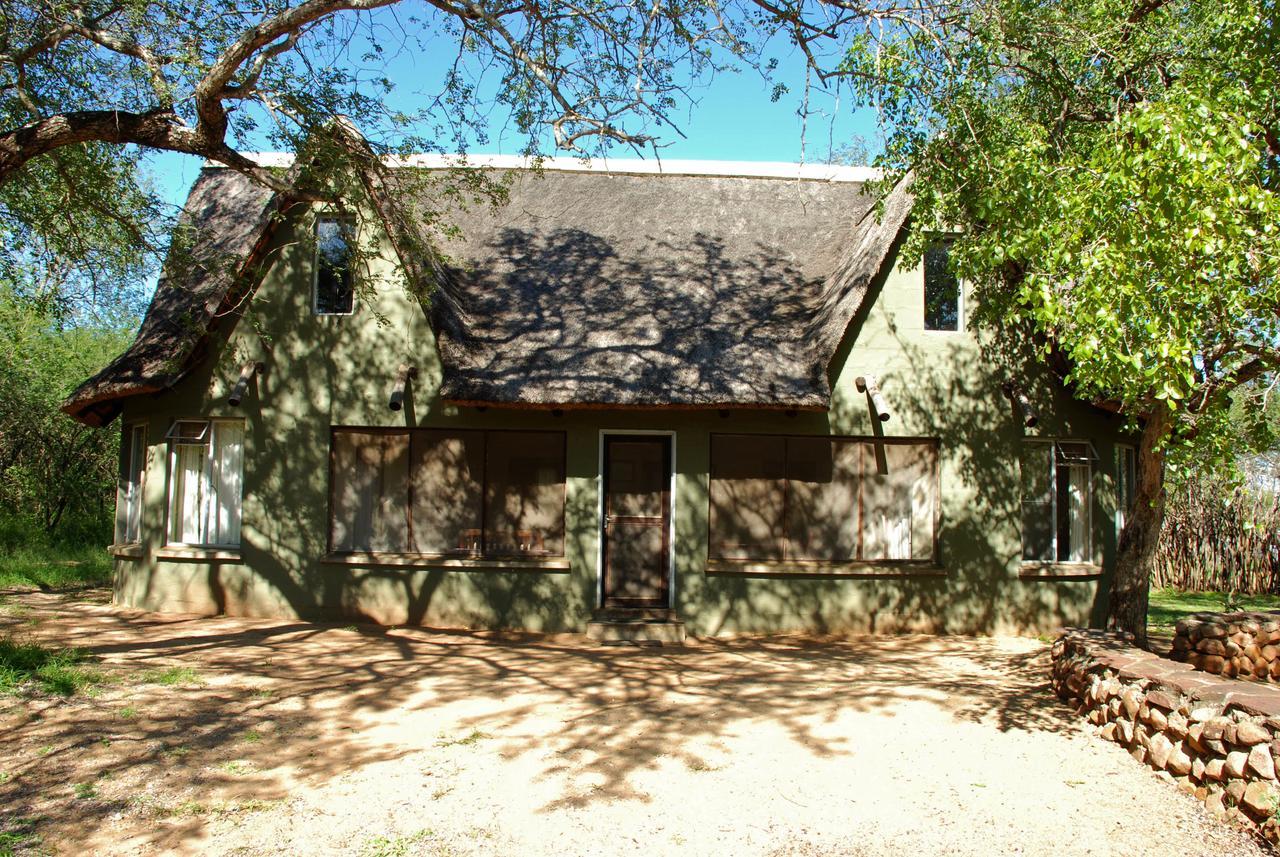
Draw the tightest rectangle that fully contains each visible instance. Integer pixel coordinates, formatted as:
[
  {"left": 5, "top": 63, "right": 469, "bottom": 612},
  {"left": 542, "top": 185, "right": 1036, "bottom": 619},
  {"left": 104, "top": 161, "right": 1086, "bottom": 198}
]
[
  {"left": 1053, "top": 629, "right": 1280, "bottom": 842},
  {"left": 1170, "top": 612, "right": 1280, "bottom": 680}
]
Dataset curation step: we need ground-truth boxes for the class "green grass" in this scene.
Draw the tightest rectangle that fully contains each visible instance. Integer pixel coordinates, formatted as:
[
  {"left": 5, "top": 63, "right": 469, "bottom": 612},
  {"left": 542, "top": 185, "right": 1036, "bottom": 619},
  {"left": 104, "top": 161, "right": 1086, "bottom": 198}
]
[
  {"left": 0, "top": 545, "right": 112, "bottom": 590},
  {"left": 0, "top": 637, "right": 103, "bottom": 696},
  {"left": 359, "top": 830, "right": 437, "bottom": 857},
  {"left": 1148, "top": 588, "right": 1280, "bottom": 636},
  {"left": 0, "top": 822, "right": 40, "bottom": 857},
  {"left": 135, "top": 666, "right": 202, "bottom": 686},
  {"left": 434, "top": 729, "right": 492, "bottom": 748}
]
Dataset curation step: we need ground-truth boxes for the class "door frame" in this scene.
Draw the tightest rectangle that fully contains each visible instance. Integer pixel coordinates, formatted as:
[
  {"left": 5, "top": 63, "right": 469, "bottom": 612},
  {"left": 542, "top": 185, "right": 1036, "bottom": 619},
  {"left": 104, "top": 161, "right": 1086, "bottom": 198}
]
[{"left": 596, "top": 430, "right": 676, "bottom": 609}]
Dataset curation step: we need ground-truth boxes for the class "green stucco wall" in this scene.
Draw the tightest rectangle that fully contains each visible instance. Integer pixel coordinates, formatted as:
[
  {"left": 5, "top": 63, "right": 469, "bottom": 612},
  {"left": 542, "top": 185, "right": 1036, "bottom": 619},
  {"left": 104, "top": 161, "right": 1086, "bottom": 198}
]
[{"left": 113, "top": 195, "right": 1131, "bottom": 636}]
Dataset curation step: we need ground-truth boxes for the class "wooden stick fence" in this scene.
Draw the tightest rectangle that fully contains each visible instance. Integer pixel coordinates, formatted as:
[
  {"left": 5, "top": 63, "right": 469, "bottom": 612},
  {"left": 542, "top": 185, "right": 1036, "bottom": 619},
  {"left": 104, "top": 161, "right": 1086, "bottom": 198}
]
[{"left": 1152, "top": 481, "right": 1280, "bottom": 594}]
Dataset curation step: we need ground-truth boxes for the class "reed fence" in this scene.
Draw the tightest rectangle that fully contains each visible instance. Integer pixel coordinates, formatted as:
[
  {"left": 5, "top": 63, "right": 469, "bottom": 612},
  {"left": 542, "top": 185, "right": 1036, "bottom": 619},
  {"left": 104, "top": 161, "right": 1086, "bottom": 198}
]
[{"left": 1151, "top": 480, "right": 1280, "bottom": 594}]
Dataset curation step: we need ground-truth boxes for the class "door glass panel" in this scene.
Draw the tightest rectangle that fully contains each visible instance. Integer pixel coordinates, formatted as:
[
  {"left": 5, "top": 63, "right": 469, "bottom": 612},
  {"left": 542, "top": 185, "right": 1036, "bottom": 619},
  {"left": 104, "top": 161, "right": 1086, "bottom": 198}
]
[
  {"left": 608, "top": 440, "right": 665, "bottom": 517},
  {"left": 607, "top": 521, "right": 666, "bottom": 601}
]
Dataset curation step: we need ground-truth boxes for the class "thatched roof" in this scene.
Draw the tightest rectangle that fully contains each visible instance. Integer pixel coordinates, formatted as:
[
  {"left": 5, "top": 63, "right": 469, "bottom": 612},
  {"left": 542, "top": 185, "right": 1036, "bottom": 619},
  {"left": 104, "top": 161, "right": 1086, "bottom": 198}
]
[
  {"left": 64, "top": 169, "right": 279, "bottom": 426},
  {"left": 63, "top": 161, "right": 914, "bottom": 424}
]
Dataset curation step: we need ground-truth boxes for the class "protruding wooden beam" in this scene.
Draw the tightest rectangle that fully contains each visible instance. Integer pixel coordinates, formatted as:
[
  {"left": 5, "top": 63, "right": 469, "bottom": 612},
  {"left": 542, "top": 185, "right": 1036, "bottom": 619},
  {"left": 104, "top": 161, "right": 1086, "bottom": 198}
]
[
  {"left": 855, "top": 375, "right": 891, "bottom": 423},
  {"left": 389, "top": 363, "right": 418, "bottom": 412},
  {"left": 1001, "top": 381, "right": 1039, "bottom": 428},
  {"left": 226, "top": 361, "right": 264, "bottom": 407}
]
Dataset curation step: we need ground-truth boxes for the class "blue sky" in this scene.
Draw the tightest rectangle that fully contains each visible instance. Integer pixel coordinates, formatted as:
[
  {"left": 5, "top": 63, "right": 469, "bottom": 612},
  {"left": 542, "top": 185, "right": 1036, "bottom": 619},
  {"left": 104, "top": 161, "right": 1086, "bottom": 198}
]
[{"left": 142, "top": 13, "right": 880, "bottom": 211}]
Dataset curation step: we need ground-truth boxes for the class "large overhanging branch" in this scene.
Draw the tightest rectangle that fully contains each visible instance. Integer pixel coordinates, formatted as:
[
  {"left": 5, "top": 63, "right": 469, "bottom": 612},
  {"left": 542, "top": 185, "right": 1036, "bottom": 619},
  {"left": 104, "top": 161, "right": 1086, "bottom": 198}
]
[
  {"left": 0, "top": 108, "right": 296, "bottom": 192},
  {"left": 0, "top": 0, "right": 920, "bottom": 194}
]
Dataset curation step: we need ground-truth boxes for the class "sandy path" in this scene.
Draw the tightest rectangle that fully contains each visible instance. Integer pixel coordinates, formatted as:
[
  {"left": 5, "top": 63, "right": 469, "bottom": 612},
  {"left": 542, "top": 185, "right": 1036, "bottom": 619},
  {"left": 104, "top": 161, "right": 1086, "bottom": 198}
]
[{"left": 0, "top": 590, "right": 1269, "bottom": 856}]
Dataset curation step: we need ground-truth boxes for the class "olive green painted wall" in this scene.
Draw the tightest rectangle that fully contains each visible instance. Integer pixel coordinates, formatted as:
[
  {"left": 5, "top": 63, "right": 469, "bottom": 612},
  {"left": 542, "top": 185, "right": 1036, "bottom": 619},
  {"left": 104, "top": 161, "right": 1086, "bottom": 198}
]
[{"left": 113, "top": 195, "right": 1130, "bottom": 635}]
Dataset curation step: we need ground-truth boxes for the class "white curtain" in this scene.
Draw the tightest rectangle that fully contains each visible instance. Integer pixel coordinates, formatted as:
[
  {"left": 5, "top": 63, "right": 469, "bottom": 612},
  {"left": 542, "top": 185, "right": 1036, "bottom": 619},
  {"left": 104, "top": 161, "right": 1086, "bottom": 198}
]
[
  {"left": 211, "top": 422, "right": 244, "bottom": 545},
  {"left": 861, "top": 443, "right": 936, "bottom": 561},
  {"left": 167, "top": 421, "right": 244, "bottom": 546},
  {"left": 170, "top": 443, "right": 207, "bottom": 544},
  {"left": 1065, "top": 463, "right": 1090, "bottom": 562}
]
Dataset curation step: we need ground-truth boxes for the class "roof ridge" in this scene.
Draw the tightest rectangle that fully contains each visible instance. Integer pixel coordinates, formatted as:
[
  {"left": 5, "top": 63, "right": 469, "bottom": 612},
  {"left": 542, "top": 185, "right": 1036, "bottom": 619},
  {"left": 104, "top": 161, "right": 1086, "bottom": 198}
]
[{"left": 205, "top": 153, "right": 880, "bottom": 183}]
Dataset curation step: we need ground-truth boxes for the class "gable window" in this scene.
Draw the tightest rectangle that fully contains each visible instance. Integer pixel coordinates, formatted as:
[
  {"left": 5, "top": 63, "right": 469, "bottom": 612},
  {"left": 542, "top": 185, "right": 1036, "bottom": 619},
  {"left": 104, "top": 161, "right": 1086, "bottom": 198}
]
[
  {"left": 1116, "top": 444, "right": 1137, "bottom": 535},
  {"left": 924, "top": 240, "right": 961, "bottom": 331},
  {"left": 330, "top": 428, "right": 566, "bottom": 557},
  {"left": 1021, "top": 440, "right": 1094, "bottom": 563},
  {"left": 314, "top": 215, "right": 355, "bottom": 315},
  {"left": 166, "top": 419, "right": 244, "bottom": 547},
  {"left": 115, "top": 424, "right": 148, "bottom": 544},
  {"left": 708, "top": 434, "right": 939, "bottom": 564}
]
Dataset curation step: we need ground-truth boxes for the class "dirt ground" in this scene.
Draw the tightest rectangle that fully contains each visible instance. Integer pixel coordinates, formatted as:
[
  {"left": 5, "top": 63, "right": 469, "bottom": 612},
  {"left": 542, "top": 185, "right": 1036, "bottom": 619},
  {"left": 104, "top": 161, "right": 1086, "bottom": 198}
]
[{"left": 0, "top": 590, "right": 1271, "bottom": 857}]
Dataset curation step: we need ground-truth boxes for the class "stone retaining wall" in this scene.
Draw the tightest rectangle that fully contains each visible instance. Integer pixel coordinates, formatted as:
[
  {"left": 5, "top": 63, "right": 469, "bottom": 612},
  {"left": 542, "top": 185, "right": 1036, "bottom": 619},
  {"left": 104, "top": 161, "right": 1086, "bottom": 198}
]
[
  {"left": 1052, "top": 629, "right": 1280, "bottom": 842},
  {"left": 1170, "top": 611, "right": 1280, "bottom": 680}
]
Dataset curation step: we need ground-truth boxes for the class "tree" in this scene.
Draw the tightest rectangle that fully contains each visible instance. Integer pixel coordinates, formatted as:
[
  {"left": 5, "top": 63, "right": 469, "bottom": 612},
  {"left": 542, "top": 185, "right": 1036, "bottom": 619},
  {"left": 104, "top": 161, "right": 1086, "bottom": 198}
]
[
  {"left": 831, "top": 0, "right": 1279, "bottom": 641},
  {"left": 0, "top": 283, "right": 133, "bottom": 539},
  {"left": 0, "top": 0, "right": 901, "bottom": 299}
]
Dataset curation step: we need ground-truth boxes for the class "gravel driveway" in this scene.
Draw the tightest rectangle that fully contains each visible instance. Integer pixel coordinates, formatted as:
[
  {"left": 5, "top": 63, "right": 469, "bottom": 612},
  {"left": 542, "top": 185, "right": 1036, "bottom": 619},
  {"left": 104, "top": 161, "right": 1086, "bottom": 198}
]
[{"left": 0, "top": 590, "right": 1270, "bottom": 856}]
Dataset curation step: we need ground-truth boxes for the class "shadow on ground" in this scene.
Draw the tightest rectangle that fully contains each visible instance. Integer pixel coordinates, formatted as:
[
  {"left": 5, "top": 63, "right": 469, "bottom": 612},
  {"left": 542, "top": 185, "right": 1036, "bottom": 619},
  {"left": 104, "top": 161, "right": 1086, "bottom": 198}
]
[{"left": 0, "top": 589, "right": 1074, "bottom": 852}]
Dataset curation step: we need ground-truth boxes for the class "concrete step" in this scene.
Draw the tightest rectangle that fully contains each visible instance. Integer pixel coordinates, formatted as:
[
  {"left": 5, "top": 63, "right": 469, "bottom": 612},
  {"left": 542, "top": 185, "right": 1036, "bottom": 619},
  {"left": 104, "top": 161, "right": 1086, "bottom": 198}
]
[
  {"left": 592, "top": 607, "right": 678, "bottom": 623},
  {"left": 586, "top": 616, "right": 686, "bottom": 646}
]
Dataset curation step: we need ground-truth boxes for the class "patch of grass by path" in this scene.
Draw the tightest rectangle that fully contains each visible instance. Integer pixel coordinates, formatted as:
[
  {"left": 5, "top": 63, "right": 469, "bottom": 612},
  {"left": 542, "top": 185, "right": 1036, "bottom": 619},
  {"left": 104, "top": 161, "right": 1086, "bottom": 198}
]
[
  {"left": 1148, "top": 589, "right": 1280, "bottom": 637},
  {"left": 0, "top": 818, "right": 41, "bottom": 857},
  {"left": 0, "top": 546, "right": 111, "bottom": 590},
  {"left": 359, "top": 830, "right": 439, "bottom": 857},
  {"left": 435, "top": 729, "right": 492, "bottom": 748},
  {"left": 0, "top": 637, "right": 103, "bottom": 696},
  {"left": 135, "top": 666, "right": 202, "bottom": 687}
]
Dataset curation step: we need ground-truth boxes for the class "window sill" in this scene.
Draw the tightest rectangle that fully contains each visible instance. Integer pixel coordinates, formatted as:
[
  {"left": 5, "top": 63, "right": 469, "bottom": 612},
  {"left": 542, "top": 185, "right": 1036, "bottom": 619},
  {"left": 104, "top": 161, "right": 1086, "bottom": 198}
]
[
  {"left": 320, "top": 552, "right": 570, "bottom": 572},
  {"left": 108, "top": 543, "right": 143, "bottom": 559},
  {"left": 156, "top": 547, "right": 243, "bottom": 562},
  {"left": 1018, "top": 562, "right": 1102, "bottom": 579},
  {"left": 705, "top": 559, "right": 946, "bottom": 578}
]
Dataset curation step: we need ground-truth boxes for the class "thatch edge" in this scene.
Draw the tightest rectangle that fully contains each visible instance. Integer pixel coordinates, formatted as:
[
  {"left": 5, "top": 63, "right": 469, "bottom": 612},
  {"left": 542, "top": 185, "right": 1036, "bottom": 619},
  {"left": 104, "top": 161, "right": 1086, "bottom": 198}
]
[{"left": 808, "top": 171, "right": 915, "bottom": 366}]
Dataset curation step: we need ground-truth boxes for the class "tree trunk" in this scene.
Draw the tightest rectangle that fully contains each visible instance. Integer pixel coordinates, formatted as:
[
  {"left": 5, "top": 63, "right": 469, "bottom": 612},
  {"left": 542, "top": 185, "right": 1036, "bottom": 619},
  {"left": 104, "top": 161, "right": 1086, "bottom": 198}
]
[{"left": 1107, "top": 404, "right": 1172, "bottom": 646}]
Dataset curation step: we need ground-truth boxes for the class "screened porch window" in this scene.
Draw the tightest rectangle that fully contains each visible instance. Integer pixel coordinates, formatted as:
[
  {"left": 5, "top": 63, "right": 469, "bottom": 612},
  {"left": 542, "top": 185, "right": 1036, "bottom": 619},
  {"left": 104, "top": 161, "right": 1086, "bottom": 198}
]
[
  {"left": 708, "top": 434, "right": 939, "bottom": 563},
  {"left": 167, "top": 419, "right": 244, "bottom": 547},
  {"left": 330, "top": 429, "right": 566, "bottom": 557},
  {"left": 1021, "top": 440, "right": 1094, "bottom": 563},
  {"left": 116, "top": 424, "right": 148, "bottom": 544}
]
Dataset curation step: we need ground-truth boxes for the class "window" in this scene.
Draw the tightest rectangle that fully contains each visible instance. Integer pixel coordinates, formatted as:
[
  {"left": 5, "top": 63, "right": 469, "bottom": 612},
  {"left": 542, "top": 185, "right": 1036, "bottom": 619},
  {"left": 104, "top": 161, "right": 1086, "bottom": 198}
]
[
  {"left": 314, "top": 215, "right": 355, "bottom": 315},
  {"left": 1021, "top": 440, "right": 1094, "bottom": 563},
  {"left": 924, "top": 240, "right": 961, "bottom": 331},
  {"left": 708, "top": 434, "right": 939, "bottom": 563},
  {"left": 167, "top": 419, "right": 244, "bottom": 547},
  {"left": 1116, "top": 444, "right": 1137, "bottom": 534},
  {"left": 330, "top": 429, "right": 566, "bottom": 557},
  {"left": 116, "top": 424, "right": 148, "bottom": 544}
]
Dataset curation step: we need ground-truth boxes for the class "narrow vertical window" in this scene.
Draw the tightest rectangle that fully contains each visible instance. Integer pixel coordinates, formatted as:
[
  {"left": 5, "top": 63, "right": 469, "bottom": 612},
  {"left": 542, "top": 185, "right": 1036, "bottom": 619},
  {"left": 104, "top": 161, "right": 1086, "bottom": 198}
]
[
  {"left": 924, "top": 240, "right": 961, "bottom": 331},
  {"left": 1116, "top": 444, "right": 1137, "bottom": 534},
  {"left": 314, "top": 215, "right": 355, "bottom": 315},
  {"left": 166, "top": 419, "right": 245, "bottom": 547},
  {"left": 116, "top": 424, "right": 147, "bottom": 544}
]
